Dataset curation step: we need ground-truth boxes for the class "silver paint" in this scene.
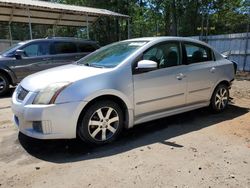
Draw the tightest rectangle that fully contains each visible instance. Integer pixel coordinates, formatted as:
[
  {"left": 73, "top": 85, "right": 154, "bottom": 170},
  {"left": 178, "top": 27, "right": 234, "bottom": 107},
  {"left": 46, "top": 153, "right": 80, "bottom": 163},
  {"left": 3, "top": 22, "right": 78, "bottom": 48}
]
[{"left": 11, "top": 37, "right": 235, "bottom": 139}]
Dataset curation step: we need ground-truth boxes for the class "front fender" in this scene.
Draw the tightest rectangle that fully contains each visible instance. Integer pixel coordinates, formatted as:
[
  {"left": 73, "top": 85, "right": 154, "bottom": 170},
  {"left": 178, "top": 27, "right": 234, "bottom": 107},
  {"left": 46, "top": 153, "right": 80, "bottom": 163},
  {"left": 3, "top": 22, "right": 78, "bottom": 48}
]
[
  {"left": 0, "top": 64, "right": 18, "bottom": 85},
  {"left": 82, "top": 89, "right": 134, "bottom": 129},
  {"left": 83, "top": 89, "right": 133, "bottom": 110}
]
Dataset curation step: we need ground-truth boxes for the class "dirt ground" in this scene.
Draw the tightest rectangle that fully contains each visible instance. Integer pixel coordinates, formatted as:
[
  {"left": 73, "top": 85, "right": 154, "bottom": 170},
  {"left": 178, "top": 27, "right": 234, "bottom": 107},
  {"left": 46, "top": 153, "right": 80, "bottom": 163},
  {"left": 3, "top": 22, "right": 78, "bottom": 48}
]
[{"left": 0, "top": 79, "right": 250, "bottom": 188}]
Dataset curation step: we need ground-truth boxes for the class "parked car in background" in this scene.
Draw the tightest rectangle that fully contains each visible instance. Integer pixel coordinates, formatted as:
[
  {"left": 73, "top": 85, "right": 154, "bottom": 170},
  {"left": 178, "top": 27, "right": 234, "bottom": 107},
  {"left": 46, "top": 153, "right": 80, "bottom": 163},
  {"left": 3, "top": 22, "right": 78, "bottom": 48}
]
[
  {"left": 0, "top": 37, "right": 99, "bottom": 96},
  {"left": 11, "top": 37, "right": 235, "bottom": 145}
]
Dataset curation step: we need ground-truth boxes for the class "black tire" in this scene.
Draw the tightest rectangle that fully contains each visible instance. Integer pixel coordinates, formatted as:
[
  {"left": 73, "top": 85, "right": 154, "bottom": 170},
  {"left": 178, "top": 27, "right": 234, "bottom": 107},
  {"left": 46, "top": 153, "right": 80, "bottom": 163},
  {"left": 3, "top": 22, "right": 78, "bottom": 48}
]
[
  {"left": 210, "top": 84, "right": 229, "bottom": 113},
  {"left": 0, "top": 73, "right": 10, "bottom": 97},
  {"left": 77, "top": 100, "right": 124, "bottom": 145}
]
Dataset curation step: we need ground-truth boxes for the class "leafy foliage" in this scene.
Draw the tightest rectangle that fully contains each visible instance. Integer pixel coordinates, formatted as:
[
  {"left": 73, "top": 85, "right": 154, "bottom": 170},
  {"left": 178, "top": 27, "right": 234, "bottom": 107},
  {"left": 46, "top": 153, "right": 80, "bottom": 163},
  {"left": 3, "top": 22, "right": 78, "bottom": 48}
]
[{"left": 0, "top": 0, "right": 249, "bottom": 45}]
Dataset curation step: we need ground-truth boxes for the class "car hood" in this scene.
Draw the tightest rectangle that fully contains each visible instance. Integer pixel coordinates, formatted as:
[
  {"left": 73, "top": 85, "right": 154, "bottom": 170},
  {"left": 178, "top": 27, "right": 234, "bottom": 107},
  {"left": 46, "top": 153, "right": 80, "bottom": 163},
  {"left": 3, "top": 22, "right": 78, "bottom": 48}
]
[
  {"left": 21, "top": 64, "right": 111, "bottom": 92},
  {"left": 0, "top": 55, "right": 12, "bottom": 60}
]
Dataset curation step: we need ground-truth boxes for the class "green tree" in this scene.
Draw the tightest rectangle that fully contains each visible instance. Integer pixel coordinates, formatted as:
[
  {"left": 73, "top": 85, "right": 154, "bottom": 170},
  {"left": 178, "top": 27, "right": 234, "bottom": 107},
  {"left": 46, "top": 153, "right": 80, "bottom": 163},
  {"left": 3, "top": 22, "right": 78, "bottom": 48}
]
[{"left": 0, "top": 0, "right": 248, "bottom": 44}]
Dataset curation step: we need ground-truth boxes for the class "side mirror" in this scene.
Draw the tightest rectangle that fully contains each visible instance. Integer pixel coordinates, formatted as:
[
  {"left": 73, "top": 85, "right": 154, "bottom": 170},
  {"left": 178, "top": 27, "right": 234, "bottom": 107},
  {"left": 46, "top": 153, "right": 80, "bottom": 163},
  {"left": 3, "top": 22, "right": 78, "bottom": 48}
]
[
  {"left": 136, "top": 60, "right": 157, "bottom": 73},
  {"left": 15, "top": 49, "right": 25, "bottom": 60}
]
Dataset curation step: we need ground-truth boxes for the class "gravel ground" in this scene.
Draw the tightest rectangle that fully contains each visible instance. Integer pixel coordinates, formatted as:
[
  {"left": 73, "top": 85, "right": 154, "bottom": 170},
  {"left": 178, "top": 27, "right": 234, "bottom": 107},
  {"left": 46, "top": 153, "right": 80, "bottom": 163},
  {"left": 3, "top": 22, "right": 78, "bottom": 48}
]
[{"left": 0, "top": 80, "right": 249, "bottom": 188}]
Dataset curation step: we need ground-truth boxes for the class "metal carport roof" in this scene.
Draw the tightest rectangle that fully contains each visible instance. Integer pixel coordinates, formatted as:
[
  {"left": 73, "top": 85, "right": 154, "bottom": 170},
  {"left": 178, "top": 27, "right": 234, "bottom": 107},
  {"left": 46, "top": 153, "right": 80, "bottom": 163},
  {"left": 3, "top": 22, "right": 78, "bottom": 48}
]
[{"left": 0, "top": 0, "right": 130, "bottom": 40}]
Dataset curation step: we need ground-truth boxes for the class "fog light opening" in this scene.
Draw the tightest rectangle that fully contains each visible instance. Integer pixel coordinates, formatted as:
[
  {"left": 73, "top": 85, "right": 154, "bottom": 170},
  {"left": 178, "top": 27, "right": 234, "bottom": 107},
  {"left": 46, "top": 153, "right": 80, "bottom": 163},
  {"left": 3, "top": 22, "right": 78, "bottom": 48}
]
[
  {"left": 14, "top": 116, "right": 19, "bottom": 126},
  {"left": 32, "top": 121, "right": 43, "bottom": 133}
]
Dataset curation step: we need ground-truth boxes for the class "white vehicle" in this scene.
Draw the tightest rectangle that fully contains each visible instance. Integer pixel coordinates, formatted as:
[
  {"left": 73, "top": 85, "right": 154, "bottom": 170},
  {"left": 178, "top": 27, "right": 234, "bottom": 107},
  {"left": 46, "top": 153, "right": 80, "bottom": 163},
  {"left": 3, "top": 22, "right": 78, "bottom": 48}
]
[{"left": 11, "top": 37, "right": 235, "bottom": 144}]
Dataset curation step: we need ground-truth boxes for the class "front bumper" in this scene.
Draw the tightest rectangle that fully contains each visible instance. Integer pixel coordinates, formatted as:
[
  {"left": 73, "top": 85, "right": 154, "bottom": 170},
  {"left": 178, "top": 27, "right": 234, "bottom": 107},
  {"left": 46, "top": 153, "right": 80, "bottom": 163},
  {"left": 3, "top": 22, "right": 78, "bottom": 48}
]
[{"left": 11, "top": 89, "right": 87, "bottom": 139}]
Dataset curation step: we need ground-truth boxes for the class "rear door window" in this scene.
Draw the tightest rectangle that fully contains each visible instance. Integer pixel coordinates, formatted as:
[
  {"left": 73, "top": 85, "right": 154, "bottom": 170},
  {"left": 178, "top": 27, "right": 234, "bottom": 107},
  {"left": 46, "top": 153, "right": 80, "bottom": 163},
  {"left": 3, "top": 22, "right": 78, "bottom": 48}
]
[
  {"left": 184, "top": 43, "right": 212, "bottom": 64},
  {"left": 38, "top": 42, "right": 50, "bottom": 56},
  {"left": 53, "top": 42, "right": 77, "bottom": 54},
  {"left": 78, "top": 43, "right": 97, "bottom": 53}
]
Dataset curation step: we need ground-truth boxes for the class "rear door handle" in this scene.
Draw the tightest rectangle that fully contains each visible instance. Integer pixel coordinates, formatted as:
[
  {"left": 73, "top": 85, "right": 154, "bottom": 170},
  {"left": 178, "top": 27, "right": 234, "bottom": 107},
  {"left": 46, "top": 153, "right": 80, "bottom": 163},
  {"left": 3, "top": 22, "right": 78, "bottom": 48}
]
[
  {"left": 210, "top": 67, "right": 216, "bottom": 73},
  {"left": 176, "top": 73, "right": 185, "bottom": 80}
]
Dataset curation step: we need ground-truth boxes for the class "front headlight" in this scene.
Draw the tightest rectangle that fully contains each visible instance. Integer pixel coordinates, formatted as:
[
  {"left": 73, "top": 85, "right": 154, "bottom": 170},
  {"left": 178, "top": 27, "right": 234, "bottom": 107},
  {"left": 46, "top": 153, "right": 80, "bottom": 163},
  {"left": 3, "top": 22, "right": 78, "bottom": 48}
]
[{"left": 33, "top": 82, "right": 71, "bottom": 105}]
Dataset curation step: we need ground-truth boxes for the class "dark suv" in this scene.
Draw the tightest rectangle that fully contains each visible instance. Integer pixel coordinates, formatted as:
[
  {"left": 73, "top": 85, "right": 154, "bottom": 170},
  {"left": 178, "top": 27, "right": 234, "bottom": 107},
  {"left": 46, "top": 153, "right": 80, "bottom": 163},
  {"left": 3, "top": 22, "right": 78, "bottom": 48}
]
[{"left": 0, "top": 37, "right": 99, "bottom": 96}]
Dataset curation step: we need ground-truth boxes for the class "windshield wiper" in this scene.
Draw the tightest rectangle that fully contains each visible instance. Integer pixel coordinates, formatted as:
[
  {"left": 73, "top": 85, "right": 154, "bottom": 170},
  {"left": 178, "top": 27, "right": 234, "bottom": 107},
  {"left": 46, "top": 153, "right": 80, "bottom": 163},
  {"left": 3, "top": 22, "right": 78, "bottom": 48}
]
[
  {"left": 77, "top": 62, "right": 105, "bottom": 68},
  {"left": 90, "top": 64, "right": 105, "bottom": 68},
  {"left": 76, "top": 62, "right": 92, "bottom": 67}
]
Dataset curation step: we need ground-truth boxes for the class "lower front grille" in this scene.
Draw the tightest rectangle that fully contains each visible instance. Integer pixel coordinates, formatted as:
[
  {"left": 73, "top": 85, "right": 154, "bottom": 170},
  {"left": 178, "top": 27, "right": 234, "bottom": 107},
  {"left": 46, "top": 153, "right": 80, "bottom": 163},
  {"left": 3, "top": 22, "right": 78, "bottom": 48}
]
[{"left": 17, "top": 86, "right": 29, "bottom": 101}]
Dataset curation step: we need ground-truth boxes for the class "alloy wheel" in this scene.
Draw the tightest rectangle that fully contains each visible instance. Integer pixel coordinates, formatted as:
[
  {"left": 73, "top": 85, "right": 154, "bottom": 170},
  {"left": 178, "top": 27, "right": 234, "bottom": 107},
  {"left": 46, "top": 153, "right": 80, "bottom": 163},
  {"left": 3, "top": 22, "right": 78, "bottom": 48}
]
[
  {"left": 88, "top": 107, "right": 119, "bottom": 141},
  {"left": 0, "top": 76, "right": 7, "bottom": 92},
  {"left": 215, "top": 87, "right": 228, "bottom": 110}
]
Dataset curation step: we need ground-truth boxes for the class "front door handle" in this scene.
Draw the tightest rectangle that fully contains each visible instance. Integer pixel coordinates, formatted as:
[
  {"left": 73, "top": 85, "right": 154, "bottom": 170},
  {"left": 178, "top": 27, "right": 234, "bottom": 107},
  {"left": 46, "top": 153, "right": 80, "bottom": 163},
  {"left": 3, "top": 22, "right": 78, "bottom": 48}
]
[
  {"left": 176, "top": 73, "right": 185, "bottom": 80},
  {"left": 210, "top": 67, "right": 216, "bottom": 73}
]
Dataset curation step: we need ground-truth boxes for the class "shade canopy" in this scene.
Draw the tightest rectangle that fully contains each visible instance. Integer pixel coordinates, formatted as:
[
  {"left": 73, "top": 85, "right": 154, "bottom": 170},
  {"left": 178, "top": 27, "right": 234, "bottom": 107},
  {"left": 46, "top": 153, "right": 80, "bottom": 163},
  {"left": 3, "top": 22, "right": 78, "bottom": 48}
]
[{"left": 0, "top": 0, "right": 129, "bottom": 27}]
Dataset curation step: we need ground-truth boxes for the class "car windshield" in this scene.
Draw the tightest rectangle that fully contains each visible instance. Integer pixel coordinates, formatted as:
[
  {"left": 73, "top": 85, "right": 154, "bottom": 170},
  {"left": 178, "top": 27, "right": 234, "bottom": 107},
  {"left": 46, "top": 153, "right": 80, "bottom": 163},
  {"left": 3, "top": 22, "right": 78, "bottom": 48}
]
[
  {"left": 77, "top": 41, "right": 148, "bottom": 68},
  {"left": 1, "top": 42, "right": 25, "bottom": 57}
]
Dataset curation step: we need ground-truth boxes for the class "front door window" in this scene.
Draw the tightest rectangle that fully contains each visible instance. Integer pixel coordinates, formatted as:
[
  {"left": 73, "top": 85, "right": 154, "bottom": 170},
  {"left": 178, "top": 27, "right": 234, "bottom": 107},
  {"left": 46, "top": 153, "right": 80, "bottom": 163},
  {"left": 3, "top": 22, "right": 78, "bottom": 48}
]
[
  {"left": 22, "top": 42, "right": 50, "bottom": 57},
  {"left": 142, "top": 42, "right": 181, "bottom": 69}
]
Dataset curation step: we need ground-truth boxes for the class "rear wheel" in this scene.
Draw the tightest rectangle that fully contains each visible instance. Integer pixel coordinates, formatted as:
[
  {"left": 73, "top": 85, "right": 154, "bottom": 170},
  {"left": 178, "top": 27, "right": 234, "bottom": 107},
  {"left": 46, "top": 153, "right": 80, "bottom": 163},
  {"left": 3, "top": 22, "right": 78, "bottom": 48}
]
[
  {"left": 210, "top": 84, "right": 229, "bottom": 112},
  {"left": 77, "top": 100, "right": 124, "bottom": 145},
  {"left": 0, "top": 73, "right": 10, "bottom": 97}
]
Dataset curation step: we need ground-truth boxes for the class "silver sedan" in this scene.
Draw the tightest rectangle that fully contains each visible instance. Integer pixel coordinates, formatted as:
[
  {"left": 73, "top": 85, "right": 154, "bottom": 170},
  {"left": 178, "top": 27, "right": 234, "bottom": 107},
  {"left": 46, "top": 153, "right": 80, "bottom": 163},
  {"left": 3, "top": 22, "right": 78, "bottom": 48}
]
[{"left": 11, "top": 37, "right": 235, "bottom": 144}]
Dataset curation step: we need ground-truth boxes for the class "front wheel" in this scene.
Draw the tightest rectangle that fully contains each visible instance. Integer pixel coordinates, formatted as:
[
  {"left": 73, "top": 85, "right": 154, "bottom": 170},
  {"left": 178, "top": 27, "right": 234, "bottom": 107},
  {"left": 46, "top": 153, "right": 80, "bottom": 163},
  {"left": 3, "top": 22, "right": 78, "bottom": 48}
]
[
  {"left": 0, "top": 73, "right": 10, "bottom": 97},
  {"left": 77, "top": 100, "right": 124, "bottom": 145},
  {"left": 210, "top": 84, "right": 229, "bottom": 113}
]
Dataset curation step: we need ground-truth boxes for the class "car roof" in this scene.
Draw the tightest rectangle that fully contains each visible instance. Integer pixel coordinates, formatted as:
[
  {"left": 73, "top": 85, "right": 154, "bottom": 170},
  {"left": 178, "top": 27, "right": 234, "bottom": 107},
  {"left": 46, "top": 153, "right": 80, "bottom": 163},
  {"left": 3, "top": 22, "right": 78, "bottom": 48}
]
[
  {"left": 125, "top": 36, "right": 212, "bottom": 48},
  {"left": 20, "top": 38, "right": 98, "bottom": 44}
]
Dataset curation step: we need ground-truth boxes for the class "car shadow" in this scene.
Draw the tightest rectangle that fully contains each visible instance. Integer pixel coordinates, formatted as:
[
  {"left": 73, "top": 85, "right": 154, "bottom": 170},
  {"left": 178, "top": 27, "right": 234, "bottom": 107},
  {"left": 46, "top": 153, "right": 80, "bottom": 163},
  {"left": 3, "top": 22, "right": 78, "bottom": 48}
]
[
  {"left": 0, "top": 88, "right": 15, "bottom": 99},
  {"left": 18, "top": 103, "right": 249, "bottom": 164}
]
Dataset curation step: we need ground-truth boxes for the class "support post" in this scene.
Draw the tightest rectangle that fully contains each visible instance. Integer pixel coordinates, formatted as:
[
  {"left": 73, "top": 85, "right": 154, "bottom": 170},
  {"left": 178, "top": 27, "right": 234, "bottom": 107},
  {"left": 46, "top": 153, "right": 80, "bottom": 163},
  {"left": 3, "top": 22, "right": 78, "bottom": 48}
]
[
  {"left": 118, "top": 18, "right": 121, "bottom": 41},
  {"left": 243, "top": 9, "right": 250, "bottom": 72},
  {"left": 53, "top": 13, "right": 63, "bottom": 37},
  {"left": 27, "top": 8, "right": 33, "bottom": 39},
  {"left": 127, "top": 18, "right": 130, "bottom": 39},
  {"left": 53, "top": 25, "right": 56, "bottom": 37},
  {"left": 9, "top": 6, "right": 14, "bottom": 45},
  {"left": 205, "top": 13, "right": 209, "bottom": 43},
  {"left": 243, "top": 24, "right": 249, "bottom": 72},
  {"left": 200, "top": 12, "right": 204, "bottom": 41},
  {"left": 114, "top": 16, "right": 120, "bottom": 41},
  {"left": 86, "top": 14, "right": 89, "bottom": 39},
  {"left": 8, "top": 24, "right": 12, "bottom": 46}
]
